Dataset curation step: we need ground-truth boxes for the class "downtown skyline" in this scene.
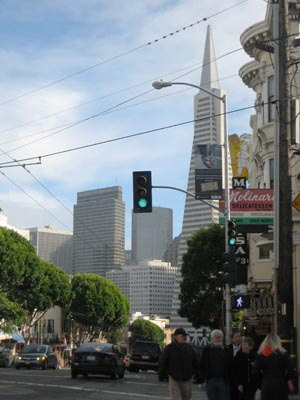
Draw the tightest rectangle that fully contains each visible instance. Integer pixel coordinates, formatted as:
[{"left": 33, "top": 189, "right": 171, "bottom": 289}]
[{"left": 0, "top": 0, "right": 267, "bottom": 248}]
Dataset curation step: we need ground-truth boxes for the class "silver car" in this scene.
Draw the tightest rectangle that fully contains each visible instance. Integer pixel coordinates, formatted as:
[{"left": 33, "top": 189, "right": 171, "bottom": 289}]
[
  {"left": 15, "top": 345, "right": 57, "bottom": 370},
  {"left": 0, "top": 347, "right": 14, "bottom": 367}
]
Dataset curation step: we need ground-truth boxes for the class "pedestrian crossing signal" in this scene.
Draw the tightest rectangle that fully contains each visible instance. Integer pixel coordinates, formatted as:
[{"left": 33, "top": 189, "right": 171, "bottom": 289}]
[{"left": 232, "top": 295, "right": 250, "bottom": 309}]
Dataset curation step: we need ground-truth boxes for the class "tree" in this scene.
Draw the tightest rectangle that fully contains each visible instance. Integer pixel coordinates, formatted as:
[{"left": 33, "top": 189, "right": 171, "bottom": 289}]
[
  {"left": 10, "top": 260, "right": 71, "bottom": 336},
  {"left": 179, "top": 224, "right": 225, "bottom": 328},
  {"left": 0, "top": 293, "right": 26, "bottom": 332},
  {"left": 0, "top": 227, "right": 39, "bottom": 293},
  {"left": 70, "top": 274, "right": 130, "bottom": 342},
  {"left": 129, "top": 319, "right": 165, "bottom": 347}
]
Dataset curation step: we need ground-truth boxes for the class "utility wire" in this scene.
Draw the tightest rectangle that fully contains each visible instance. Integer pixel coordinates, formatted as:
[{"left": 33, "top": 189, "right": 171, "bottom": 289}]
[
  {"left": 0, "top": 102, "right": 261, "bottom": 167},
  {"left": 0, "top": 74, "right": 238, "bottom": 152},
  {"left": 0, "top": 46, "right": 245, "bottom": 141},
  {"left": 0, "top": 0, "right": 248, "bottom": 108}
]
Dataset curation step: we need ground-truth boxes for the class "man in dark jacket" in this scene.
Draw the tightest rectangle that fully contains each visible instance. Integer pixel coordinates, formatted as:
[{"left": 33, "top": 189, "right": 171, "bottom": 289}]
[
  {"left": 159, "top": 327, "right": 197, "bottom": 400},
  {"left": 199, "top": 329, "right": 232, "bottom": 400}
]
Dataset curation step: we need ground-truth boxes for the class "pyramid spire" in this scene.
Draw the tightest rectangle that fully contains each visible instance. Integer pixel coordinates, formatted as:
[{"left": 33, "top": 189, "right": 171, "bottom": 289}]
[{"left": 200, "top": 25, "right": 220, "bottom": 90}]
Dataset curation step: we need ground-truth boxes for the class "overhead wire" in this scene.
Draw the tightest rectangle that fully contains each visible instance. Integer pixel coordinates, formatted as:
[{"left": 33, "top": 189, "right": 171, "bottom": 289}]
[
  {"left": 0, "top": 0, "right": 249, "bottom": 108},
  {"left": 0, "top": 102, "right": 265, "bottom": 168}
]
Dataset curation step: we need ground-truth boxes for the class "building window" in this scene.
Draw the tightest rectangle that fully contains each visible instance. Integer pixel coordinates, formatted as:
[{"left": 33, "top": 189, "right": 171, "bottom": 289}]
[
  {"left": 47, "top": 319, "right": 55, "bottom": 333},
  {"left": 259, "top": 247, "right": 270, "bottom": 260},
  {"left": 269, "top": 159, "right": 274, "bottom": 189},
  {"left": 268, "top": 75, "right": 275, "bottom": 122}
]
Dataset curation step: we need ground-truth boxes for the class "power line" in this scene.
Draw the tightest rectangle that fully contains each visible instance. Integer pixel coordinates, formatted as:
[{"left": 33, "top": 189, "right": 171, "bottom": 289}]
[
  {"left": 0, "top": 46, "right": 244, "bottom": 141},
  {"left": 0, "top": 73, "right": 238, "bottom": 152},
  {"left": 0, "top": 0, "right": 248, "bottom": 108},
  {"left": 0, "top": 102, "right": 260, "bottom": 167}
]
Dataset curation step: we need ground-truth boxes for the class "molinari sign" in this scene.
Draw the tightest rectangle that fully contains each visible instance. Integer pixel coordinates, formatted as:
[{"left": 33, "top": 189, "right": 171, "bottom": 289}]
[{"left": 219, "top": 189, "right": 274, "bottom": 225}]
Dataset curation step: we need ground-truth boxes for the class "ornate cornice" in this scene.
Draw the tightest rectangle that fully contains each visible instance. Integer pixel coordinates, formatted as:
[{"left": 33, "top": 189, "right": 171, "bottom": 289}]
[{"left": 239, "top": 60, "right": 261, "bottom": 89}]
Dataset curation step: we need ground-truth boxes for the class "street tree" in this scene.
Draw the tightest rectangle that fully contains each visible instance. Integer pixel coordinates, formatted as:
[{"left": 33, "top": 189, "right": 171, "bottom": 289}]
[
  {"left": 0, "top": 293, "right": 26, "bottom": 332},
  {"left": 129, "top": 319, "right": 165, "bottom": 347},
  {"left": 179, "top": 224, "right": 225, "bottom": 328},
  {"left": 70, "top": 274, "right": 130, "bottom": 342},
  {"left": 11, "top": 260, "right": 71, "bottom": 335}
]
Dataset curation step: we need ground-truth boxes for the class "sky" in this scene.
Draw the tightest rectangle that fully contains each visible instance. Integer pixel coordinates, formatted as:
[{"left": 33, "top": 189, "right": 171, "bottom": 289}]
[{"left": 0, "top": 0, "right": 267, "bottom": 249}]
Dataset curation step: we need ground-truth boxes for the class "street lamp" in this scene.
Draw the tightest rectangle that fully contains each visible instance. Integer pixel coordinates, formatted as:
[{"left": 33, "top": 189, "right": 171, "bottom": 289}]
[{"left": 152, "top": 80, "right": 232, "bottom": 343}]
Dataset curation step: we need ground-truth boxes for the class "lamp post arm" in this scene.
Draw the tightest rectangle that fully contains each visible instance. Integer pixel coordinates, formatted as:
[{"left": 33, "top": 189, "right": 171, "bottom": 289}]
[{"left": 152, "top": 185, "right": 224, "bottom": 213}]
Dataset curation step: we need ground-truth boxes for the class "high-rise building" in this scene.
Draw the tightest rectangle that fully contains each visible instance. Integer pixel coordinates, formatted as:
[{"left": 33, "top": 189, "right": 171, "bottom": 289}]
[
  {"left": 106, "top": 260, "right": 177, "bottom": 317},
  {"left": 72, "top": 186, "right": 125, "bottom": 276},
  {"left": 29, "top": 226, "right": 73, "bottom": 274},
  {"left": 131, "top": 206, "right": 173, "bottom": 263},
  {"left": 169, "top": 26, "right": 231, "bottom": 331},
  {"left": 164, "top": 235, "right": 181, "bottom": 267}
]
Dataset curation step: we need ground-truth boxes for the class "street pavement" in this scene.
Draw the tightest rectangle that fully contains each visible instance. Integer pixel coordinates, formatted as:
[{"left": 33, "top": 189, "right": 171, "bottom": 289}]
[{"left": 0, "top": 367, "right": 299, "bottom": 399}]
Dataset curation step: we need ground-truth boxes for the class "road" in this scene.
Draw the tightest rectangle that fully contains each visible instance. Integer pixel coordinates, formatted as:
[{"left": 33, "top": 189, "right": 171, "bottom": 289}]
[{"left": 0, "top": 368, "right": 208, "bottom": 400}]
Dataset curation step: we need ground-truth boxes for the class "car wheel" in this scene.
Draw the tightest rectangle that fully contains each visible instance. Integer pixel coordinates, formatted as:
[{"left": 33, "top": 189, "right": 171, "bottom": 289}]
[
  {"left": 15, "top": 366, "right": 20, "bottom": 369},
  {"left": 71, "top": 370, "right": 78, "bottom": 379},
  {"left": 83, "top": 372, "right": 88, "bottom": 377},
  {"left": 159, "top": 376, "right": 165, "bottom": 382},
  {"left": 42, "top": 360, "right": 48, "bottom": 370},
  {"left": 52, "top": 361, "right": 57, "bottom": 370}
]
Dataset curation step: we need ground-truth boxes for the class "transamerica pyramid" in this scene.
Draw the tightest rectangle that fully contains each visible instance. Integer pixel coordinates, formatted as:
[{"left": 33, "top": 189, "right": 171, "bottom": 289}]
[{"left": 169, "top": 25, "right": 230, "bottom": 334}]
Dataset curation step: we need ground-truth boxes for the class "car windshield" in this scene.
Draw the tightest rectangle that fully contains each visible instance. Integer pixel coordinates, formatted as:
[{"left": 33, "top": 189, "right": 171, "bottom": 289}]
[
  {"left": 133, "top": 342, "right": 161, "bottom": 353},
  {"left": 77, "top": 343, "right": 111, "bottom": 353},
  {"left": 22, "top": 346, "right": 47, "bottom": 354}
]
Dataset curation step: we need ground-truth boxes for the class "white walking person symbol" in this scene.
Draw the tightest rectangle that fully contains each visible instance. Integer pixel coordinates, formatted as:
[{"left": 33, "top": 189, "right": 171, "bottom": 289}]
[{"left": 236, "top": 296, "right": 243, "bottom": 308}]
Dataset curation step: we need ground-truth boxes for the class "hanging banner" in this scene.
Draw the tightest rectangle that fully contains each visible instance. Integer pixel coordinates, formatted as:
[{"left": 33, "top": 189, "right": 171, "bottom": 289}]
[{"left": 194, "top": 144, "right": 223, "bottom": 200}]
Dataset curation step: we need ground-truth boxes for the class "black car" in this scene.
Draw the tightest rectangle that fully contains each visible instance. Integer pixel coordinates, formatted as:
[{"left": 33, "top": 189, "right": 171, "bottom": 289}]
[
  {"left": 129, "top": 341, "right": 161, "bottom": 372},
  {"left": 71, "top": 342, "right": 125, "bottom": 379},
  {"left": 14, "top": 345, "right": 57, "bottom": 370}
]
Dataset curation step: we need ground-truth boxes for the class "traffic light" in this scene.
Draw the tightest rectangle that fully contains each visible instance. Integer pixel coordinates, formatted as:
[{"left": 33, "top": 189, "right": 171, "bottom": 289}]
[
  {"left": 228, "top": 220, "right": 237, "bottom": 247},
  {"left": 222, "top": 251, "right": 237, "bottom": 285},
  {"left": 133, "top": 171, "right": 152, "bottom": 213},
  {"left": 232, "top": 295, "right": 251, "bottom": 309}
]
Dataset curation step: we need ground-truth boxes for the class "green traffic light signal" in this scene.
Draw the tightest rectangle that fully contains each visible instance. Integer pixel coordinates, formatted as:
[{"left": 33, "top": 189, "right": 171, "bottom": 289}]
[
  {"left": 229, "top": 237, "right": 236, "bottom": 246},
  {"left": 138, "top": 198, "right": 148, "bottom": 208}
]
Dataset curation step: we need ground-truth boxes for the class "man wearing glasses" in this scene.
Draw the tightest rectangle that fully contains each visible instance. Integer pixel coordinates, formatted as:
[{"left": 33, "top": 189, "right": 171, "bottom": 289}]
[{"left": 159, "top": 328, "right": 198, "bottom": 400}]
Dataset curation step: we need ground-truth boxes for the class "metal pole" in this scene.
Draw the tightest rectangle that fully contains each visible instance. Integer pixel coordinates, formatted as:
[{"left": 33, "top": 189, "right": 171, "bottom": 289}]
[
  {"left": 223, "top": 94, "right": 232, "bottom": 344},
  {"left": 273, "top": 0, "right": 279, "bottom": 334}
]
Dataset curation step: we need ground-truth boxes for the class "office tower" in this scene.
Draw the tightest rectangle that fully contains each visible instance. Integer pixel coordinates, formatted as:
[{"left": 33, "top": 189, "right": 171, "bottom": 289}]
[
  {"left": 29, "top": 226, "right": 73, "bottom": 274},
  {"left": 169, "top": 26, "right": 230, "bottom": 330},
  {"left": 72, "top": 186, "right": 125, "bottom": 276},
  {"left": 164, "top": 235, "right": 181, "bottom": 266},
  {"left": 131, "top": 206, "right": 173, "bottom": 263},
  {"left": 106, "top": 260, "right": 177, "bottom": 317}
]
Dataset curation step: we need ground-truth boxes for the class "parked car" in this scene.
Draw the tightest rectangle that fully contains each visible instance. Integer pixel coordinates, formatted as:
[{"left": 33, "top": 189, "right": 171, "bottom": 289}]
[
  {"left": 0, "top": 347, "right": 14, "bottom": 367},
  {"left": 15, "top": 345, "right": 57, "bottom": 370},
  {"left": 129, "top": 341, "right": 161, "bottom": 372},
  {"left": 71, "top": 342, "right": 125, "bottom": 379}
]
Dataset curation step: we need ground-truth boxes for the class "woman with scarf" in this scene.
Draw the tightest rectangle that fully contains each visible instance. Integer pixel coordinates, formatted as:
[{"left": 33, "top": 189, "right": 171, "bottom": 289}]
[{"left": 252, "top": 333, "right": 294, "bottom": 400}]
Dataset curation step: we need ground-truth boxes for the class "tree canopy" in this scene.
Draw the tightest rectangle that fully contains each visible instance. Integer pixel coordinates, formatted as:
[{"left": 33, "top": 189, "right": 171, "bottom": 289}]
[
  {"left": 129, "top": 319, "right": 165, "bottom": 347},
  {"left": 0, "top": 227, "right": 71, "bottom": 331},
  {"left": 70, "top": 273, "right": 130, "bottom": 341},
  {"left": 179, "top": 224, "right": 225, "bottom": 328}
]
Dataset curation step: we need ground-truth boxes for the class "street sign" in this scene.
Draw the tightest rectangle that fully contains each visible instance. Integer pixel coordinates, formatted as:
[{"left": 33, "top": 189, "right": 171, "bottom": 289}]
[
  {"left": 235, "top": 233, "right": 249, "bottom": 265},
  {"left": 292, "top": 193, "right": 300, "bottom": 213},
  {"left": 219, "top": 217, "right": 273, "bottom": 225}
]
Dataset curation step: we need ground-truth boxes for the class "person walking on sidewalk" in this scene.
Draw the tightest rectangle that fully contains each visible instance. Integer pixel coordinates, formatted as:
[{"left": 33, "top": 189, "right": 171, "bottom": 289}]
[
  {"left": 228, "top": 331, "right": 242, "bottom": 400},
  {"left": 232, "top": 336, "right": 257, "bottom": 400},
  {"left": 159, "top": 327, "right": 198, "bottom": 400},
  {"left": 199, "top": 329, "right": 232, "bottom": 400},
  {"left": 252, "top": 333, "right": 294, "bottom": 400}
]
